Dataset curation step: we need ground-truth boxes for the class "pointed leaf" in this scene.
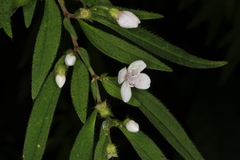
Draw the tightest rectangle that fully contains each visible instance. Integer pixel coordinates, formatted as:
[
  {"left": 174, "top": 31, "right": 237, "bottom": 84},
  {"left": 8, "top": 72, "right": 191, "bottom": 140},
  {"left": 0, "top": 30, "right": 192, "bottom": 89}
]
[
  {"left": 93, "top": 14, "right": 227, "bottom": 69},
  {"left": 31, "top": 0, "right": 62, "bottom": 99},
  {"left": 119, "top": 128, "right": 167, "bottom": 160},
  {"left": 101, "top": 77, "right": 140, "bottom": 106},
  {"left": 23, "top": 72, "right": 61, "bottom": 160},
  {"left": 92, "top": 8, "right": 163, "bottom": 20},
  {"left": 132, "top": 90, "right": 204, "bottom": 160},
  {"left": 70, "top": 110, "right": 98, "bottom": 160},
  {"left": 0, "top": 0, "right": 12, "bottom": 38},
  {"left": 63, "top": 18, "right": 78, "bottom": 40},
  {"left": 84, "top": 0, "right": 112, "bottom": 7},
  {"left": 118, "top": 8, "right": 164, "bottom": 20},
  {"left": 79, "top": 20, "right": 172, "bottom": 72},
  {"left": 71, "top": 59, "right": 89, "bottom": 123},
  {"left": 79, "top": 47, "right": 91, "bottom": 69},
  {"left": 23, "top": 0, "right": 37, "bottom": 28},
  {"left": 94, "top": 123, "right": 108, "bottom": 160},
  {"left": 12, "top": 0, "right": 32, "bottom": 8}
]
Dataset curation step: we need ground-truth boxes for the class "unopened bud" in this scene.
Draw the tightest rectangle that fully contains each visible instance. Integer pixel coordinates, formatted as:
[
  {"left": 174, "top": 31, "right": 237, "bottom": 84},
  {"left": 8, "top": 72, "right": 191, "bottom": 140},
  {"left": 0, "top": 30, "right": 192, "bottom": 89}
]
[
  {"left": 106, "top": 143, "right": 118, "bottom": 159},
  {"left": 109, "top": 8, "right": 140, "bottom": 28},
  {"left": 125, "top": 119, "right": 139, "bottom": 133},
  {"left": 65, "top": 53, "right": 76, "bottom": 66},
  {"left": 95, "top": 101, "right": 112, "bottom": 118},
  {"left": 55, "top": 74, "right": 66, "bottom": 88}
]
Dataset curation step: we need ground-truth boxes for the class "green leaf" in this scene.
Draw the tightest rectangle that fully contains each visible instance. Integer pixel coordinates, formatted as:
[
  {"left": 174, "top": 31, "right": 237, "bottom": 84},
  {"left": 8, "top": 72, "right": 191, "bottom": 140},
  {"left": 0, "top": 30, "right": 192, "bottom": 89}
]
[
  {"left": 63, "top": 18, "right": 78, "bottom": 40},
  {"left": 12, "top": 0, "right": 32, "bottom": 8},
  {"left": 119, "top": 128, "right": 167, "bottom": 160},
  {"left": 92, "top": 8, "right": 163, "bottom": 20},
  {"left": 71, "top": 59, "right": 89, "bottom": 123},
  {"left": 79, "top": 47, "right": 91, "bottom": 69},
  {"left": 70, "top": 110, "right": 98, "bottom": 160},
  {"left": 101, "top": 77, "right": 140, "bottom": 107},
  {"left": 23, "top": 0, "right": 37, "bottom": 28},
  {"left": 31, "top": 0, "right": 62, "bottom": 99},
  {"left": 83, "top": 0, "right": 112, "bottom": 7},
  {"left": 79, "top": 20, "right": 172, "bottom": 72},
  {"left": 132, "top": 90, "right": 204, "bottom": 160},
  {"left": 93, "top": 14, "right": 227, "bottom": 69},
  {"left": 23, "top": 72, "right": 61, "bottom": 160},
  {"left": 118, "top": 8, "right": 164, "bottom": 20},
  {"left": 0, "top": 0, "right": 12, "bottom": 38},
  {"left": 94, "top": 123, "right": 108, "bottom": 160}
]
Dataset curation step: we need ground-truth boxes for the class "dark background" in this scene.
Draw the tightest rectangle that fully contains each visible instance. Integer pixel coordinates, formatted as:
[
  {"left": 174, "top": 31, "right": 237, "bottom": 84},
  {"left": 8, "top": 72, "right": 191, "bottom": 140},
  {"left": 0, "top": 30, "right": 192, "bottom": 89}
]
[{"left": 1, "top": 0, "right": 240, "bottom": 159}]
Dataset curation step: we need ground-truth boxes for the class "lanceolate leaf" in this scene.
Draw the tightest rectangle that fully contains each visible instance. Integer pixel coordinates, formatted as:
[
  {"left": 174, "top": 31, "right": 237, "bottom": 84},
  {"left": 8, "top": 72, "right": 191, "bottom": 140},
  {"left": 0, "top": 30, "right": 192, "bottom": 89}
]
[
  {"left": 23, "top": 0, "right": 37, "bottom": 28},
  {"left": 12, "top": 0, "right": 32, "bottom": 8},
  {"left": 119, "top": 128, "right": 167, "bottom": 160},
  {"left": 63, "top": 17, "right": 78, "bottom": 40},
  {"left": 71, "top": 59, "right": 89, "bottom": 123},
  {"left": 94, "top": 124, "right": 108, "bottom": 160},
  {"left": 92, "top": 14, "right": 227, "bottom": 69},
  {"left": 0, "top": 0, "right": 12, "bottom": 38},
  {"left": 79, "top": 20, "right": 172, "bottom": 72},
  {"left": 132, "top": 90, "right": 204, "bottom": 160},
  {"left": 32, "top": 0, "right": 62, "bottom": 99},
  {"left": 84, "top": 0, "right": 112, "bottom": 7},
  {"left": 23, "top": 72, "right": 61, "bottom": 160},
  {"left": 117, "top": 8, "right": 164, "bottom": 20},
  {"left": 70, "top": 110, "right": 98, "bottom": 160},
  {"left": 101, "top": 77, "right": 140, "bottom": 107}
]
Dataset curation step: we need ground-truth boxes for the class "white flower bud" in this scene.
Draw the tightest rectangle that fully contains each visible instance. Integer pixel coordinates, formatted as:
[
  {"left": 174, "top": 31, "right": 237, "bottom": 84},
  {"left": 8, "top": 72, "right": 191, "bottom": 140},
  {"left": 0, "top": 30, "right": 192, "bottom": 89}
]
[
  {"left": 117, "top": 11, "right": 140, "bottom": 28},
  {"left": 55, "top": 74, "right": 66, "bottom": 88},
  {"left": 126, "top": 120, "right": 139, "bottom": 133},
  {"left": 65, "top": 54, "right": 76, "bottom": 66}
]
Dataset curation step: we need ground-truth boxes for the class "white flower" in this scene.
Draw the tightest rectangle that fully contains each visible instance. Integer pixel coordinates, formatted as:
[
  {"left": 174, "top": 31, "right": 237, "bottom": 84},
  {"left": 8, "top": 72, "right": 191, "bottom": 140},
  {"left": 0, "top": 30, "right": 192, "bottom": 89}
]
[
  {"left": 65, "top": 53, "right": 76, "bottom": 66},
  {"left": 118, "top": 60, "right": 151, "bottom": 102},
  {"left": 126, "top": 120, "right": 139, "bottom": 133},
  {"left": 55, "top": 74, "right": 66, "bottom": 88},
  {"left": 117, "top": 11, "right": 140, "bottom": 28}
]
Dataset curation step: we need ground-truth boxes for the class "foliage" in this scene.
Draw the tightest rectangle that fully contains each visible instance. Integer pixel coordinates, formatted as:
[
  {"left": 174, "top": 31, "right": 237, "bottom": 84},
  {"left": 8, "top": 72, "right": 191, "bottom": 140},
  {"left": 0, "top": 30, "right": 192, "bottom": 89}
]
[{"left": 1, "top": 0, "right": 228, "bottom": 159}]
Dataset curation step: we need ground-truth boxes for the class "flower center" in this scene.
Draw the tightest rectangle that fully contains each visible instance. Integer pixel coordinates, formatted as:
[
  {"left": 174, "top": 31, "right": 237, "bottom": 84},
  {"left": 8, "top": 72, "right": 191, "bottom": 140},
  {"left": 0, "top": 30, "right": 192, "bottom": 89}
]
[{"left": 125, "top": 69, "right": 140, "bottom": 87}]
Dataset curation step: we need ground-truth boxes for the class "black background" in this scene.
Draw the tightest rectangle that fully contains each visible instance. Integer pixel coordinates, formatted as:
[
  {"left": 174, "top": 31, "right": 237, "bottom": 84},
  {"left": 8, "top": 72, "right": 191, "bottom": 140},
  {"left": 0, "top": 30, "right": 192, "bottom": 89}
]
[{"left": 1, "top": 0, "right": 240, "bottom": 159}]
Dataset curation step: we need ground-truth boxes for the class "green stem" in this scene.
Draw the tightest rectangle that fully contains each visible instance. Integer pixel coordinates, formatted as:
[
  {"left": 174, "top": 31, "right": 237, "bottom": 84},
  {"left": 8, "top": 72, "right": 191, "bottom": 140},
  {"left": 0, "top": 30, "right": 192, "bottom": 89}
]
[{"left": 57, "top": 0, "right": 103, "bottom": 104}]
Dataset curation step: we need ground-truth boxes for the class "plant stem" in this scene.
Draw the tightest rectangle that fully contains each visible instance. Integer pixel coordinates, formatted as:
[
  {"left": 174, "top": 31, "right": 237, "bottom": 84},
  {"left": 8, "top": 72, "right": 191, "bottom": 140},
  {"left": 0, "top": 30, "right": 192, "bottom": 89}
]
[{"left": 57, "top": 0, "right": 102, "bottom": 104}]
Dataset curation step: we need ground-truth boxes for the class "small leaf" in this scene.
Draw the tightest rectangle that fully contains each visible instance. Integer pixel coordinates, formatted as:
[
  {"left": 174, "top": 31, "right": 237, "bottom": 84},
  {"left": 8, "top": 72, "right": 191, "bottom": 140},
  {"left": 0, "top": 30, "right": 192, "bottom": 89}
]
[
  {"left": 63, "top": 18, "right": 78, "bottom": 40},
  {"left": 12, "top": 0, "right": 32, "bottom": 8},
  {"left": 132, "top": 90, "right": 204, "bottom": 160},
  {"left": 118, "top": 8, "right": 164, "bottom": 20},
  {"left": 23, "top": 72, "right": 61, "bottom": 160},
  {"left": 94, "top": 123, "right": 108, "bottom": 160},
  {"left": 23, "top": 0, "right": 37, "bottom": 28},
  {"left": 70, "top": 110, "right": 98, "bottom": 160},
  {"left": 93, "top": 15, "right": 227, "bottom": 69},
  {"left": 31, "top": 0, "right": 62, "bottom": 99},
  {"left": 79, "top": 20, "right": 172, "bottom": 72},
  {"left": 119, "top": 128, "right": 167, "bottom": 160},
  {"left": 79, "top": 47, "right": 91, "bottom": 69},
  {"left": 0, "top": 0, "right": 12, "bottom": 38},
  {"left": 84, "top": 0, "right": 112, "bottom": 7},
  {"left": 91, "top": 80, "right": 99, "bottom": 102},
  {"left": 101, "top": 77, "right": 140, "bottom": 106},
  {"left": 71, "top": 59, "right": 89, "bottom": 123}
]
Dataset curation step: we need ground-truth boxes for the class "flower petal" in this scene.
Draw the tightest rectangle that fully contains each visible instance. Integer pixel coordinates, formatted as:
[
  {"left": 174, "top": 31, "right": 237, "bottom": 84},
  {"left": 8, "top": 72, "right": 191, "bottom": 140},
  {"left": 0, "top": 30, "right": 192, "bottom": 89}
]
[
  {"left": 117, "top": 11, "right": 140, "bottom": 28},
  {"left": 128, "top": 60, "right": 146, "bottom": 73},
  {"left": 118, "top": 67, "right": 127, "bottom": 84},
  {"left": 55, "top": 75, "right": 66, "bottom": 88},
  {"left": 135, "top": 73, "right": 151, "bottom": 89},
  {"left": 120, "top": 81, "right": 132, "bottom": 102},
  {"left": 126, "top": 120, "right": 139, "bottom": 133}
]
